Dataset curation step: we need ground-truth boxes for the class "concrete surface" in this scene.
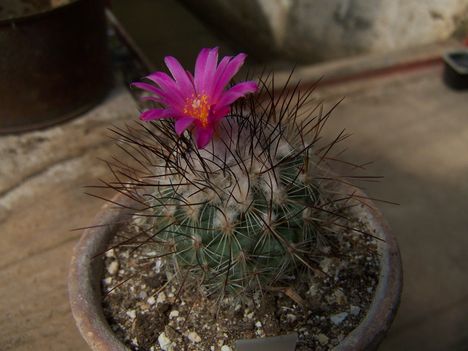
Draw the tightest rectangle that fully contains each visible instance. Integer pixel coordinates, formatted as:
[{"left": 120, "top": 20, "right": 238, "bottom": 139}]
[
  {"left": 1, "top": 48, "right": 468, "bottom": 350},
  {"left": 0, "top": 87, "right": 136, "bottom": 351}
]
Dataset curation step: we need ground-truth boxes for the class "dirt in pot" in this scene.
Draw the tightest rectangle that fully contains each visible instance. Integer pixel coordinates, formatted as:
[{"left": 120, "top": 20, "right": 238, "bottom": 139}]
[{"left": 102, "top": 214, "right": 380, "bottom": 351}]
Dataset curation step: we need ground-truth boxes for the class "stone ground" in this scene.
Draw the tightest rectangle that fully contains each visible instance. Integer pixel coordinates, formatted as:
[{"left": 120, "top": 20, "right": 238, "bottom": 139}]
[{"left": 1, "top": 38, "right": 468, "bottom": 351}]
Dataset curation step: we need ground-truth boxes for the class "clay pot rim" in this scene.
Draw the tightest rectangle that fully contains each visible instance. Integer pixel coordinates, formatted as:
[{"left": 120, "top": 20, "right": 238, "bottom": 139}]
[{"left": 69, "top": 186, "right": 402, "bottom": 351}]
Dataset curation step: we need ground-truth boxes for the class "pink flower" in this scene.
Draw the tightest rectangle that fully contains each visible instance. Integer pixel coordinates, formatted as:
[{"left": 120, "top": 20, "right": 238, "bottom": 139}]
[{"left": 132, "top": 48, "right": 258, "bottom": 149}]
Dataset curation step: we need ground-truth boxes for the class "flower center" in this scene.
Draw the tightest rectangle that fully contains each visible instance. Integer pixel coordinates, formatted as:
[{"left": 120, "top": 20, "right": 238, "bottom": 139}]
[{"left": 183, "top": 94, "right": 210, "bottom": 127}]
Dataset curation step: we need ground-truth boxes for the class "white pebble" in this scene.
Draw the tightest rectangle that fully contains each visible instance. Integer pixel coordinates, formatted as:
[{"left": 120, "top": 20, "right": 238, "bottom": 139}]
[
  {"left": 255, "top": 321, "right": 262, "bottom": 328},
  {"left": 147, "top": 296, "right": 156, "bottom": 305},
  {"left": 157, "top": 292, "right": 166, "bottom": 304},
  {"left": 286, "top": 314, "right": 297, "bottom": 322},
  {"left": 221, "top": 346, "right": 232, "bottom": 351},
  {"left": 246, "top": 312, "right": 254, "bottom": 319},
  {"left": 103, "top": 277, "right": 112, "bottom": 286},
  {"left": 319, "top": 257, "right": 333, "bottom": 273},
  {"left": 169, "top": 310, "right": 179, "bottom": 319},
  {"left": 107, "top": 261, "right": 119, "bottom": 275},
  {"left": 126, "top": 310, "right": 136, "bottom": 320},
  {"left": 105, "top": 249, "right": 115, "bottom": 258},
  {"left": 330, "top": 312, "right": 348, "bottom": 325},
  {"left": 158, "top": 332, "right": 173, "bottom": 351},
  {"left": 188, "top": 331, "right": 201, "bottom": 343},
  {"left": 350, "top": 305, "right": 361, "bottom": 316}
]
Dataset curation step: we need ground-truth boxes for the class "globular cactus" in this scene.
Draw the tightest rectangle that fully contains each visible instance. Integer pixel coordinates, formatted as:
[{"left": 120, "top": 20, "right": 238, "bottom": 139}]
[
  {"left": 144, "top": 116, "right": 322, "bottom": 297},
  {"left": 103, "top": 48, "right": 364, "bottom": 300}
]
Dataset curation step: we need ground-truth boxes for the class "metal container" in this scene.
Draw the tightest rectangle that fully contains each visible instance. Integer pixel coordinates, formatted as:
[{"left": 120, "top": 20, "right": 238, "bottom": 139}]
[{"left": 0, "top": 0, "right": 112, "bottom": 134}]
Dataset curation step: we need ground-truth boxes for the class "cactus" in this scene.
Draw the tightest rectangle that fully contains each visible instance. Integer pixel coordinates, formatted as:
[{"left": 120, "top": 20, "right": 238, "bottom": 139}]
[
  {"left": 101, "top": 48, "right": 374, "bottom": 301},
  {"left": 144, "top": 117, "right": 322, "bottom": 297}
]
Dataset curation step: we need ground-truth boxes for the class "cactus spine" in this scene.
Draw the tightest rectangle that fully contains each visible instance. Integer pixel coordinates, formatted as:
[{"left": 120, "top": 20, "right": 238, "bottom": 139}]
[{"left": 109, "top": 77, "right": 359, "bottom": 299}]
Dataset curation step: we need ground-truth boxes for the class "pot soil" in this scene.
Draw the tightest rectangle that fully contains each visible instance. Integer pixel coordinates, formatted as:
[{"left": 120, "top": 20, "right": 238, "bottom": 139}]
[{"left": 69, "top": 187, "right": 402, "bottom": 351}]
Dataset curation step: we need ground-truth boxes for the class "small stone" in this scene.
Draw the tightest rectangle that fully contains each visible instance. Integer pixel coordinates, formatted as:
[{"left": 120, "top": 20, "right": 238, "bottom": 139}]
[
  {"left": 105, "top": 249, "right": 115, "bottom": 258},
  {"left": 103, "top": 277, "right": 112, "bottom": 286},
  {"left": 319, "top": 257, "right": 333, "bottom": 273},
  {"left": 126, "top": 309, "right": 136, "bottom": 320},
  {"left": 147, "top": 296, "right": 156, "bottom": 305},
  {"left": 169, "top": 310, "right": 179, "bottom": 319},
  {"left": 131, "top": 337, "right": 138, "bottom": 346},
  {"left": 286, "top": 314, "right": 297, "bottom": 322},
  {"left": 221, "top": 346, "right": 232, "bottom": 351},
  {"left": 334, "top": 289, "right": 347, "bottom": 305},
  {"left": 350, "top": 305, "right": 361, "bottom": 316},
  {"left": 255, "top": 321, "right": 262, "bottom": 328},
  {"left": 188, "top": 331, "right": 201, "bottom": 343},
  {"left": 157, "top": 292, "right": 166, "bottom": 304},
  {"left": 107, "top": 261, "right": 119, "bottom": 275},
  {"left": 158, "top": 332, "right": 173, "bottom": 351},
  {"left": 307, "top": 284, "right": 318, "bottom": 296},
  {"left": 246, "top": 312, "right": 254, "bottom": 319},
  {"left": 317, "top": 333, "right": 329, "bottom": 345},
  {"left": 330, "top": 312, "right": 348, "bottom": 325},
  {"left": 138, "top": 302, "right": 149, "bottom": 311}
]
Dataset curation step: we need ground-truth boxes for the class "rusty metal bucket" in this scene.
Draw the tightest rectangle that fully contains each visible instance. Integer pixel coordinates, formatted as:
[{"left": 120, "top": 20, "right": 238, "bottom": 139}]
[{"left": 0, "top": 0, "right": 112, "bottom": 134}]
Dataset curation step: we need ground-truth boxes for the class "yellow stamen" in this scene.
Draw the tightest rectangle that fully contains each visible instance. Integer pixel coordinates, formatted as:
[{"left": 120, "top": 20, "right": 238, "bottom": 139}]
[{"left": 183, "top": 93, "right": 210, "bottom": 127}]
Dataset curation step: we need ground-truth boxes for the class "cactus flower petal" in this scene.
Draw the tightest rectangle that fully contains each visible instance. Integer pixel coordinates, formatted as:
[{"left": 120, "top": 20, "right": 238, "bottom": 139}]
[
  {"left": 175, "top": 117, "right": 195, "bottom": 136},
  {"left": 195, "top": 127, "right": 214, "bottom": 149},
  {"left": 133, "top": 48, "right": 258, "bottom": 148},
  {"left": 140, "top": 109, "right": 172, "bottom": 121}
]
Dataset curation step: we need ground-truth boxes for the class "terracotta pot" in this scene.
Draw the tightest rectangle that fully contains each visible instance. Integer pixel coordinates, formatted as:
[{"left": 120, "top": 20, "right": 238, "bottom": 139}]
[{"left": 69, "top": 186, "right": 402, "bottom": 351}]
